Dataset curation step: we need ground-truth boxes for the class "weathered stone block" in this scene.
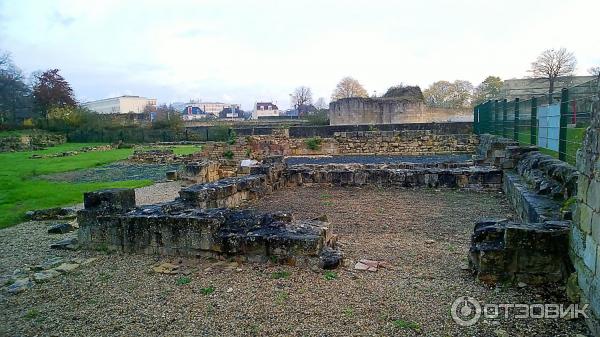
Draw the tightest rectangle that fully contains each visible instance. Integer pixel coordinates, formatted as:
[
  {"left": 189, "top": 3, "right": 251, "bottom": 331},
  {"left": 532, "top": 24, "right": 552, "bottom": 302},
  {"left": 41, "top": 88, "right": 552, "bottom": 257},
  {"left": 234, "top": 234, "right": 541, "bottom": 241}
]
[
  {"left": 83, "top": 188, "right": 136, "bottom": 212},
  {"left": 470, "top": 219, "right": 570, "bottom": 285}
]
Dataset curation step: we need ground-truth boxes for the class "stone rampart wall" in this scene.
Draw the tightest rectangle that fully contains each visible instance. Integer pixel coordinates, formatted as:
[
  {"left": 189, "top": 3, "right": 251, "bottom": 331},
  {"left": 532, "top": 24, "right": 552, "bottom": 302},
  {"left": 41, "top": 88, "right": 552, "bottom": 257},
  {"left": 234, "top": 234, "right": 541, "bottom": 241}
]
[{"left": 328, "top": 98, "right": 472, "bottom": 125}]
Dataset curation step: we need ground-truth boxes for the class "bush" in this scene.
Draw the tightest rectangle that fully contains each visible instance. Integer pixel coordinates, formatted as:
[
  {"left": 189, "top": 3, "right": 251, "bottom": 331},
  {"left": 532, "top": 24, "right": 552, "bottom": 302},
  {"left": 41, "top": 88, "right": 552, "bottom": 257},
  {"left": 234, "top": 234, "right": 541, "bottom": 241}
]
[
  {"left": 305, "top": 110, "right": 329, "bottom": 125},
  {"left": 305, "top": 137, "right": 322, "bottom": 150},
  {"left": 223, "top": 149, "right": 234, "bottom": 159}
]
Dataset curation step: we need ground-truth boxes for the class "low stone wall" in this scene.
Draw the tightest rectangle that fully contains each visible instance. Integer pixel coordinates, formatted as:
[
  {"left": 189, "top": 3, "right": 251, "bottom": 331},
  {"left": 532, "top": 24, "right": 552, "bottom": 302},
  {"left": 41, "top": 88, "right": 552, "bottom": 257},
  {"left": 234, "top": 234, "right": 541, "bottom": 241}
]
[
  {"left": 77, "top": 189, "right": 340, "bottom": 267},
  {"left": 285, "top": 163, "right": 502, "bottom": 189},
  {"left": 571, "top": 102, "right": 600, "bottom": 334},
  {"left": 469, "top": 134, "right": 579, "bottom": 286},
  {"left": 0, "top": 131, "right": 66, "bottom": 152},
  {"left": 476, "top": 135, "right": 578, "bottom": 223}
]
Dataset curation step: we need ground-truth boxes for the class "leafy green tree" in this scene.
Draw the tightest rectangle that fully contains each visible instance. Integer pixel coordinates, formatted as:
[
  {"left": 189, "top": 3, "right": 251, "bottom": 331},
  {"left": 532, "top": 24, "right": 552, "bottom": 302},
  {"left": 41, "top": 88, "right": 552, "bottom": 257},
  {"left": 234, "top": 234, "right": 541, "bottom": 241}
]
[
  {"left": 473, "top": 76, "right": 503, "bottom": 105},
  {"left": 0, "top": 51, "right": 33, "bottom": 126}
]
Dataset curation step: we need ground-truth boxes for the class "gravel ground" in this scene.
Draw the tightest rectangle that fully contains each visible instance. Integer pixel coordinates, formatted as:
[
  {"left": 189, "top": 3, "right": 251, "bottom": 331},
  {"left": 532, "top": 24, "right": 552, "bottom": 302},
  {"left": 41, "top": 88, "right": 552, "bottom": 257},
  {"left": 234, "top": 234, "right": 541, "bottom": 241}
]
[
  {"left": 40, "top": 162, "right": 182, "bottom": 183},
  {"left": 0, "top": 187, "right": 589, "bottom": 337},
  {"left": 134, "top": 181, "right": 186, "bottom": 206},
  {"left": 284, "top": 154, "right": 473, "bottom": 165}
]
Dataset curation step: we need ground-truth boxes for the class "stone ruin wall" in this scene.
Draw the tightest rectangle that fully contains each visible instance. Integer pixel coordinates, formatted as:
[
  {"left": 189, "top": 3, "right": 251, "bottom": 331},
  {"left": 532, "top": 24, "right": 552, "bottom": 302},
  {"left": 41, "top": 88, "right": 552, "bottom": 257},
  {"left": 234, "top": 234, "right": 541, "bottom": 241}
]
[
  {"left": 0, "top": 131, "right": 66, "bottom": 152},
  {"left": 571, "top": 98, "right": 600, "bottom": 334},
  {"left": 199, "top": 128, "right": 478, "bottom": 161},
  {"left": 328, "top": 97, "right": 472, "bottom": 126}
]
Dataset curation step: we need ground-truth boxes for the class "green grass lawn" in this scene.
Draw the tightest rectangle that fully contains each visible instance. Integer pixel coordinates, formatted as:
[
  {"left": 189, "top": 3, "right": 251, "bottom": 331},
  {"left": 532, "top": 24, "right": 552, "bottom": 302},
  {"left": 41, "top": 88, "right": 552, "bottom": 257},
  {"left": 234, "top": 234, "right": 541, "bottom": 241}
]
[
  {"left": 139, "top": 144, "right": 202, "bottom": 156},
  {"left": 0, "top": 143, "right": 200, "bottom": 229},
  {"left": 501, "top": 126, "right": 586, "bottom": 166}
]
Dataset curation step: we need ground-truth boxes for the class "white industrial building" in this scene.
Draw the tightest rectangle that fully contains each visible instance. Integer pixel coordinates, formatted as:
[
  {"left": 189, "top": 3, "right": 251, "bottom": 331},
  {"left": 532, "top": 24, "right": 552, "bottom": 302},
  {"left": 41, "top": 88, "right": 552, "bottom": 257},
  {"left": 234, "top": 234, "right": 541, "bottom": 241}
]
[{"left": 82, "top": 95, "right": 157, "bottom": 114}]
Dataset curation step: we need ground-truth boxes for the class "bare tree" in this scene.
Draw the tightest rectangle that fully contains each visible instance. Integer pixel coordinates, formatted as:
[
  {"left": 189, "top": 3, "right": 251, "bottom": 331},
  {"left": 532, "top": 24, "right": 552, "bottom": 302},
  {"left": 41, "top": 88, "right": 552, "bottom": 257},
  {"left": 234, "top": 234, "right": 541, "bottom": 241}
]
[
  {"left": 529, "top": 48, "right": 577, "bottom": 95},
  {"left": 314, "top": 97, "right": 327, "bottom": 110},
  {"left": 331, "top": 77, "right": 368, "bottom": 101},
  {"left": 291, "top": 86, "right": 313, "bottom": 108},
  {"left": 589, "top": 66, "right": 600, "bottom": 78}
]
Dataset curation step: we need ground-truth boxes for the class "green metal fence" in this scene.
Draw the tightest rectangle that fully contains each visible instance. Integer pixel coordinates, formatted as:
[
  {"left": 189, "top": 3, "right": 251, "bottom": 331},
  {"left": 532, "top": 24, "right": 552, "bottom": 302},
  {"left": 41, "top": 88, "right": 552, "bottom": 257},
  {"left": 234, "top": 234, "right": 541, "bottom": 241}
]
[{"left": 473, "top": 78, "right": 599, "bottom": 165}]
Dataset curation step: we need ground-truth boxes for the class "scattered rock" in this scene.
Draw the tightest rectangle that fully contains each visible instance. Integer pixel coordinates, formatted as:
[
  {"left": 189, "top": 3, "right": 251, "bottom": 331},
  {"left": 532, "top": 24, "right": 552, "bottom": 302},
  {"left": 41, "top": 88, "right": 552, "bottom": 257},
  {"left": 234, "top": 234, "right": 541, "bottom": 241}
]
[
  {"left": 26, "top": 207, "right": 77, "bottom": 221},
  {"left": 425, "top": 239, "right": 436, "bottom": 244},
  {"left": 319, "top": 247, "right": 343, "bottom": 269},
  {"left": 226, "top": 287, "right": 233, "bottom": 293},
  {"left": 32, "top": 257, "right": 65, "bottom": 271},
  {"left": 54, "top": 263, "right": 80, "bottom": 273},
  {"left": 50, "top": 237, "right": 78, "bottom": 250},
  {"left": 73, "top": 257, "right": 98, "bottom": 265},
  {"left": 47, "top": 223, "right": 74, "bottom": 234},
  {"left": 6, "top": 278, "right": 33, "bottom": 294},
  {"left": 152, "top": 262, "right": 180, "bottom": 274},
  {"left": 33, "top": 269, "right": 61, "bottom": 283},
  {"left": 517, "top": 282, "right": 527, "bottom": 288},
  {"left": 354, "top": 259, "right": 391, "bottom": 272}
]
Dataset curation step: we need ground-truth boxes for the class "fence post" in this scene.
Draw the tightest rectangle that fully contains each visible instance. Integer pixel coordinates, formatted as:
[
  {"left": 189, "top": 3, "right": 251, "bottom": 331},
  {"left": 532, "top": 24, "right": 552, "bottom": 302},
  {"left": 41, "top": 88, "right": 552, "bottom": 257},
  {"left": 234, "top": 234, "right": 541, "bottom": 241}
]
[
  {"left": 530, "top": 97, "right": 537, "bottom": 145},
  {"left": 473, "top": 105, "right": 478, "bottom": 134},
  {"left": 514, "top": 98, "right": 519, "bottom": 141},
  {"left": 493, "top": 100, "right": 498, "bottom": 135},
  {"left": 502, "top": 99, "right": 508, "bottom": 138},
  {"left": 559, "top": 88, "right": 569, "bottom": 162}
]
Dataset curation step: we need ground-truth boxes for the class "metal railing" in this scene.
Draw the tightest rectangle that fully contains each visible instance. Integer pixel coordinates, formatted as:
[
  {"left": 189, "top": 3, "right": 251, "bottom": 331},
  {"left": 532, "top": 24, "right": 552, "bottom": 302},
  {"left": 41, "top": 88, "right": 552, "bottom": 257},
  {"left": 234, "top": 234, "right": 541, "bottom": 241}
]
[{"left": 473, "top": 78, "right": 599, "bottom": 165}]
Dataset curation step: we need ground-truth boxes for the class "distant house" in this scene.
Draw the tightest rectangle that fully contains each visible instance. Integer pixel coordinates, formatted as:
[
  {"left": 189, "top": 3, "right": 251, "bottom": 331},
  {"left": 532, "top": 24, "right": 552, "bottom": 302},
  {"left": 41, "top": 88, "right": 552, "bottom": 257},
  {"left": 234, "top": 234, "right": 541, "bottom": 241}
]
[
  {"left": 181, "top": 101, "right": 241, "bottom": 120},
  {"left": 82, "top": 95, "right": 156, "bottom": 114},
  {"left": 219, "top": 107, "right": 243, "bottom": 119},
  {"left": 252, "top": 102, "right": 279, "bottom": 119}
]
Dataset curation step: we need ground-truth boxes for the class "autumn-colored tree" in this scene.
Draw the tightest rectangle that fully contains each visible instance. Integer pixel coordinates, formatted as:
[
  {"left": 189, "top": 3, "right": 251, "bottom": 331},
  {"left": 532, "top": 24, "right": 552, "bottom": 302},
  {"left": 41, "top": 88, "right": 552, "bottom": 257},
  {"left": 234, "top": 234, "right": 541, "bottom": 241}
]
[
  {"left": 473, "top": 76, "right": 503, "bottom": 105},
  {"left": 423, "top": 80, "right": 474, "bottom": 108},
  {"left": 529, "top": 48, "right": 576, "bottom": 95},
  {"left": 331, "top": 77, "right": 368, "bottom": 101},
  {"left": 32, "top": 69, "right": 76, "bottom": 120}
]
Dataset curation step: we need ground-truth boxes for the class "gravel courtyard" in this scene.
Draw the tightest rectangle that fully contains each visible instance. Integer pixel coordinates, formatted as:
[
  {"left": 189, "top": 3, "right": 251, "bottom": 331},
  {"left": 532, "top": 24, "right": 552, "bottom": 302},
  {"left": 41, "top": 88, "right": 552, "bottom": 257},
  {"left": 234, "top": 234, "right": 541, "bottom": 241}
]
[{"left": 0, "top": 186, "right": 589, "bottom": 336}]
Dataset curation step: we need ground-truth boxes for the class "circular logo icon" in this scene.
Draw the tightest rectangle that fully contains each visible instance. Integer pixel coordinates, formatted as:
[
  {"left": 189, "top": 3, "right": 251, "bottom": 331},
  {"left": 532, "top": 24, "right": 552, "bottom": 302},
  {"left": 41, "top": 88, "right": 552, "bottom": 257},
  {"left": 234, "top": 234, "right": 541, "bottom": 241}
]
[{"left": 451, "top": 296, "right": 481, "bottom": 326}]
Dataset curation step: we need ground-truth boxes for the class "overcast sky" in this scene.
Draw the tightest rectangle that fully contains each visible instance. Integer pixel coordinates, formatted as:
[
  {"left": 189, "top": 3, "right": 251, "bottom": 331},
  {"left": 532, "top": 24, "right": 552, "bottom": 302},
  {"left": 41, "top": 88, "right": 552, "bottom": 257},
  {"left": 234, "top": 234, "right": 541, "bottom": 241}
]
[{"left": 1, "top": 0, "right": 599, "bottom": 110}]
